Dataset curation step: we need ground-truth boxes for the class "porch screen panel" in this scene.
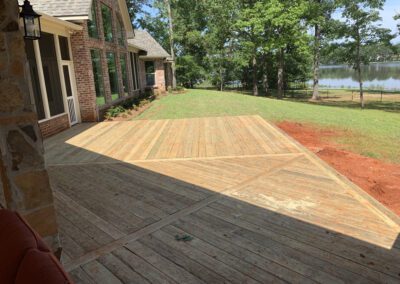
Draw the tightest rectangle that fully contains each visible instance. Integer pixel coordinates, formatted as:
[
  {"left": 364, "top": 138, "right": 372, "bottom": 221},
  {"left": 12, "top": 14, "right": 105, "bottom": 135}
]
[
  {"left": 59, "top": 36, "right": 70, "bottom": 61},
  {"left": 39, "top": 32, "right": 64, "bottom": 117},
  {"left": 24, "top": 40, "right": 45, "bottom": 120}
]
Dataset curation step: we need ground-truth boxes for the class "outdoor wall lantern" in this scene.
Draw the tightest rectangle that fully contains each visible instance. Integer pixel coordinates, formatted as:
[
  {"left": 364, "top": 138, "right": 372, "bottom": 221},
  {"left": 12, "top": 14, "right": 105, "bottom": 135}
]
[{"left": 19, "top": 0, "right": 42, "bottom": 40}]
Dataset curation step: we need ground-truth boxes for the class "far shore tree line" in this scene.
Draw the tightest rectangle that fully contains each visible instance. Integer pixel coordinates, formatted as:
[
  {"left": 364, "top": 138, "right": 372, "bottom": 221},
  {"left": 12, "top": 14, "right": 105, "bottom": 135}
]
[{"left": 128, "top": 0, "right": 400, "bottom": 108}]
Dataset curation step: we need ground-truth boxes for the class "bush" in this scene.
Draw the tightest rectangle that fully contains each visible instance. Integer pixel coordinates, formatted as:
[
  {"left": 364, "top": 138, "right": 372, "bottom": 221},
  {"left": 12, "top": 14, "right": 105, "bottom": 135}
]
[
  {"left": 103, "top": 91, "right": 158, "bottom": 120},
  {"left": 139, "top": 99, "right": 150, "bottom": 108},
  {"left": 105, "top": 106, "right": 125, "bottom": 119}
]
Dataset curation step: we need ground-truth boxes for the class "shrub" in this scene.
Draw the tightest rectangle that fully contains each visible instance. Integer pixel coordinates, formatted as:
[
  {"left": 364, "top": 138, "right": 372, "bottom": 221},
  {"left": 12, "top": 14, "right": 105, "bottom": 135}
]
[
  {"left": 104, "top": 106, "right": 126, "bottom": 119},
  {"left": 139, "top": 99, "right": 150, "bottom": 108}
]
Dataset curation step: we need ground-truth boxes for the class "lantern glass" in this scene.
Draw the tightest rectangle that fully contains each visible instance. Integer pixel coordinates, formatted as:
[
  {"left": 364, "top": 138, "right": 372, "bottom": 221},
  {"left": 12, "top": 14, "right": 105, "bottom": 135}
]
[{"left": 20, "top": 0, "right": 41, "bottom": 40}]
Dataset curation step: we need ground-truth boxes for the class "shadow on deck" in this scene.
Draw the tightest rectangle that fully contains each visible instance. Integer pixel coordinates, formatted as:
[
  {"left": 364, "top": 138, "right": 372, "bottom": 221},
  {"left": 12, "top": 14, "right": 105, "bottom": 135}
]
[{"left": 44, "top": 120, "right": 400, "bottom": 283}]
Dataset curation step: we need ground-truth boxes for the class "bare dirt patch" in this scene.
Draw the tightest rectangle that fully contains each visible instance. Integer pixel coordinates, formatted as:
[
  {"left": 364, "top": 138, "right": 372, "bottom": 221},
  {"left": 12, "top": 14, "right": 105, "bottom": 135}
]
[{"left": 277, "top": 121, "right": 400, "bottom": 216}]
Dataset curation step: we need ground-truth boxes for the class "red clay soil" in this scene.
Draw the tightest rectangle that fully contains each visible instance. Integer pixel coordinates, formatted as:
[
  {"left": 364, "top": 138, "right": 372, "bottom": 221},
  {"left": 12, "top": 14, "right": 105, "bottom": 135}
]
[{"left": 277, "top": 121, "right": 400, "bottom": 217}]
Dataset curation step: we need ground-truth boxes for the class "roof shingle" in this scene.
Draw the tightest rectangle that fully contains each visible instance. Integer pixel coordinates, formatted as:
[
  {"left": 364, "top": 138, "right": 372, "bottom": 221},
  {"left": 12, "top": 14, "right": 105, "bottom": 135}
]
[
  {"left": 22, "top": 0, "right": 92, "bottom": 18},
  {"left": 128, "top": 30, "right": 171, "bottom": 59}
]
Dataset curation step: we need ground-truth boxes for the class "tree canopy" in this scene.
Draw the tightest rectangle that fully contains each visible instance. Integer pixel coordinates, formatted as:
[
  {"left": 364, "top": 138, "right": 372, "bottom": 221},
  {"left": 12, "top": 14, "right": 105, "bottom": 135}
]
[{"left": 128, "top": 0, "right": 396, "bottom": 106}]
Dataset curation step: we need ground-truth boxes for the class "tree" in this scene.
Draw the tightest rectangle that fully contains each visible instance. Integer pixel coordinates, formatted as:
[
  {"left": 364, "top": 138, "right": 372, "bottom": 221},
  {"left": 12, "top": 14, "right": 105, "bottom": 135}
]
[
  {"left": 176, "top": 55, "right": 205, "bottom": 88},
  {"left": 339, "top": 0, "right": 394, "bottom": 108},
  {"left": 126, "top": 0, "right": 149, "bottom": 25},
  {"left": 235, "top": 0, "right": 263, "bottom": 96},
  {"left": 165, "top": 0, "right": 177, "bottom": 89},
  {"left": 257, "top": 0, "right": 309, "bottom": 99},
  {"left": 395, "top": 13, "right": 400, "bottom": 33},
  {"left": 204, "top": 0, "right": 240, "bottom": 91},
  {"left": 307, "top": 0, "right": 337, "bottom": 100}
]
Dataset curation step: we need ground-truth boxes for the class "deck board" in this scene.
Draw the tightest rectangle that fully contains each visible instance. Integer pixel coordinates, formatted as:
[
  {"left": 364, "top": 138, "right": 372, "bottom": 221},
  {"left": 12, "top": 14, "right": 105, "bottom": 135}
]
[{"left": 44, "top": 115, "right": 400, "bottom": 283}]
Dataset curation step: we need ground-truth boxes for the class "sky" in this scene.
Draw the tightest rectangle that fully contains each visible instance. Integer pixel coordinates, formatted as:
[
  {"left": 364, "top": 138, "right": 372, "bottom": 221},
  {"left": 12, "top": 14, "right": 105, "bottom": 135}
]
[
  {"left": 380, "top": 0, "right": 400, "bottom": 42},
  {"left": 138, "top": 0, "right": 400, "bottom": 42}
]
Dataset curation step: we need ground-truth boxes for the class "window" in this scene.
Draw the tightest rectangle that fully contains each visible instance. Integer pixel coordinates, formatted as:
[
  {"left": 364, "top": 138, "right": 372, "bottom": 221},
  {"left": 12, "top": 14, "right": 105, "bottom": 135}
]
[
  {"left": 134, "top": 54, "right": 140, "bottom": 89},
  {"left": 116, "top": 16, "right": 125, "bottom": 46},
  {"left": 59, "top": 36, "right": 70, "bottom": 60},
  {"left": 25, "top": 40, "right": 45, "bottom": 120},
  {"left": 88, "top": 2, "right": 99, "bottom": 38},
  {"left": 120, "top": 54, "right": 128, "bottom": 96},
  {"left": 106, "top": 52, "right": 119, "bottom": 100},
  {"left": 101, "top": 4, "right": 113, "bottom": 42},
  {"left": 39, "top": 32, "right": 64, "bottom": 117},
  {"left": 91, "top": 49, "right": 106, "bottom": 106},
  {"left": 130, "top": 52, "right": 140, "bottom": 90},
  {"left": 145, "top": 61, "right": 155, "bottom": 86}
]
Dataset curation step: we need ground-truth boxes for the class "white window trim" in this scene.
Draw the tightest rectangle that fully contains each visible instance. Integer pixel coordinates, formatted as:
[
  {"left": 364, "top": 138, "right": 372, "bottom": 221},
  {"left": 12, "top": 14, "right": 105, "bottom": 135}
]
[
  {"left": 54, "top": 34, "right": 71, "bottom": 127},
  {"left": 38, "top": 112, "right": 67, "bottom": 123},
  {"left": 33, "top": 40, "right": 51, "bottom": 119},
  {"left": 32, "top": 31, "right": 81, "bottom": 124}
]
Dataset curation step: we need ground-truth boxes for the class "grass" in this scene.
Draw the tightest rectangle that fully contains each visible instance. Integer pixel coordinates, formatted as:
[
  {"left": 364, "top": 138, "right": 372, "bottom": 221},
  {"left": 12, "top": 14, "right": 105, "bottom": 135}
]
[
  {"left": 96, "top": 94, "right": 121, "bottom": 106},
  {"left": 137, "top": 89, "right": 400, "bottom": 164}
]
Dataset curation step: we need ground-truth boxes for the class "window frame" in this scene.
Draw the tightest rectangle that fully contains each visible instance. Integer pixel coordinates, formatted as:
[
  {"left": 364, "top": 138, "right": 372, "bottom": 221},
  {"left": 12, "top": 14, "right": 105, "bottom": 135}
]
[
  {"left": 116, "top": 15, "right": 125, "bottom": 46},
  {"left": 87, "top": 1, "right": 99, "bottom": 39},
  {"left": 101, "top": 3, "right": 114, "bottom": 42},
  {"left": 145, "top": 61, "right": 156, "bottom": 87},
  {"left": 120, "top": 53, "right": 129, "bottom": 96},
  {"left": 106, "top": 51, "right": 120, "bottom": 101},
  {"left": 90, "top": 49, "right": 106, "bottom": 106}
]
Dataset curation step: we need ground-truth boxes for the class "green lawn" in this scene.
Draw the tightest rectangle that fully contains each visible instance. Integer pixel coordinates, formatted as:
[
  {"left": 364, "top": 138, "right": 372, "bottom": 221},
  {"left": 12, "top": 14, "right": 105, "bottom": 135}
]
[{"left": 137, "top": 89, "right": 400, "bottom": 164}]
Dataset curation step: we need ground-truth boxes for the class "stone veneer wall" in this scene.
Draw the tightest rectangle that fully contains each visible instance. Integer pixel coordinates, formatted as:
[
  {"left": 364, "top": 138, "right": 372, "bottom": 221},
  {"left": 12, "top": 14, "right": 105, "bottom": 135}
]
[
  {"left": 39, "top": 114, "right": 70, "bottom": 139},
  {"left": 71, "top": 0, "right": 137, "bottom": 122},
  {"left": 0, "top": 0, "right": 60, "bottom": 252}
]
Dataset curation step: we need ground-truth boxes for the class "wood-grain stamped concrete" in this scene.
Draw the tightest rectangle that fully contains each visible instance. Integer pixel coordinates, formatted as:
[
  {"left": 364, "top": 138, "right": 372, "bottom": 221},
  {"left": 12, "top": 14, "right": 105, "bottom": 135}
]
[{"left": 44, "top": 115, "right": 400, "bottom": 284}]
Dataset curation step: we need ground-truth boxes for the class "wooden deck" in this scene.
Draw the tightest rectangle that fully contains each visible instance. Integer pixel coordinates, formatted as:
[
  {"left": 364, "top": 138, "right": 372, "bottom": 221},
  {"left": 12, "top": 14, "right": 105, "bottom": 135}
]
[{"left": 44, "top": 115, "right": 400, "bottom": 283}]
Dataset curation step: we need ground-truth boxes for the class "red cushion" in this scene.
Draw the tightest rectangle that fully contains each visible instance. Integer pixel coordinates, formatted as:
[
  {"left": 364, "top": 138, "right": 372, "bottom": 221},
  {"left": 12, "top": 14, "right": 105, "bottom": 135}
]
[
  {"left": 0, "top": 209, "right": 72, "bottom": 284},
  {"left": 15, "top": 249, "right": 71, "bottom": 284}
]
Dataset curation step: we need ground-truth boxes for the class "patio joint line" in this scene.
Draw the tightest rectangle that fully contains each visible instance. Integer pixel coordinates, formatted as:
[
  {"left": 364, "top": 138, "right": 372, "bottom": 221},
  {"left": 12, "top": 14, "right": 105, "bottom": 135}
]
[{"left": 64, "top": 154, "right": 303, "bottom": 272}]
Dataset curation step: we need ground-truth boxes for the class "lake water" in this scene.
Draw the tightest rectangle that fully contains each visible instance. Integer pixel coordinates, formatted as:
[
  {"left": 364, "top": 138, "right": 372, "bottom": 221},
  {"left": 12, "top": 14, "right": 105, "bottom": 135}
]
[{"left": 311, "top": 62, "right": 400, "bottom": 90}]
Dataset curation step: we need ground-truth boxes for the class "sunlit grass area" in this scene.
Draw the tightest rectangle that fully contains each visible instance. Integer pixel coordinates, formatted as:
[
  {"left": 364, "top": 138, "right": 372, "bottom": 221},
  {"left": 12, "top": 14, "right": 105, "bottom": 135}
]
[
  {"left": 96, "top": 94, "right": 121, "bottom": 106},
  {"left": 137, "top": 89, "right": 400, "bottom": 163}
]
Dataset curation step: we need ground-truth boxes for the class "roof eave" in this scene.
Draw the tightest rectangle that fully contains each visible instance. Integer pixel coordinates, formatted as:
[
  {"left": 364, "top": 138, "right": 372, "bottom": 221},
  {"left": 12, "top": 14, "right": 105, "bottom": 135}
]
[
  {"left": 57, "top": 15, "right": 90, "bottom": 21},
  {"left": 41, "top": 13, "right": 83, "bottom": 31}
]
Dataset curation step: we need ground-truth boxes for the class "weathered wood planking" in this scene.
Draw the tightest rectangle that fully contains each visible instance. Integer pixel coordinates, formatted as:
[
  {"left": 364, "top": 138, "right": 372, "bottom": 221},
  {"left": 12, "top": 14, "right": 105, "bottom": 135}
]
[{"left": 44, "top": 115, "right": 400, "bottom": 283}]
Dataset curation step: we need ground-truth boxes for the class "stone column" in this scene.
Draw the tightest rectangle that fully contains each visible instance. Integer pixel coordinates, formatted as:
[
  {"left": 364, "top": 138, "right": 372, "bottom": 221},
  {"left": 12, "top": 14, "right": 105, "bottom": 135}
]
[{"left": 0, "top": 0, "right": 60, "bottom": 253}]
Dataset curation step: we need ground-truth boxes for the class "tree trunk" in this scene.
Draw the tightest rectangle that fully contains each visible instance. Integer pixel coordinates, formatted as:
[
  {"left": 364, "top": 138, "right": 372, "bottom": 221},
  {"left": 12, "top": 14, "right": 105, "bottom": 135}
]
[
  {"left": 311, "top": 23, "right": 321, "bottom": 101},
  {"left": 219, "top": 63, "right": 224, "bottom": 91},
  {"left": 358, "top": 66, "right": 364, "bottom": 108},
  {"left": 277, "top": 48, "right": 284, "bottom": 99},
  {"left": 252, "top": 54, "right": 258, "bottom": 96},
  {"left": 263, "top": 63, "right": 269, "bottom": 96},
  {"left": 356, "top": 30, "right": 364, "bottom": 108},
  {"left": 165, "top": 0, "right": 177, "bottom": 89}
]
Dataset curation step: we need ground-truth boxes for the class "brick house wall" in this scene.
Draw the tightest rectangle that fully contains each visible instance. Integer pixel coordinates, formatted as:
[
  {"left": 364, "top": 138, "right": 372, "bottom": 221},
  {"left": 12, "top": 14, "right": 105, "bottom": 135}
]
[
  {"left": 71, "top": 0, "right": 139, "bottom": 122},
  {"left": 139, "top": 59, "right": 167, "bottom": 94},
  {"left": 39, "top": 114, "right": 70, "bottom": 139},
  {"left": 70, "top": 24, "right": 98, "bottom": 122},
  {"left": 155, "top": 60, "right": 166, "bottom": 93}
]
